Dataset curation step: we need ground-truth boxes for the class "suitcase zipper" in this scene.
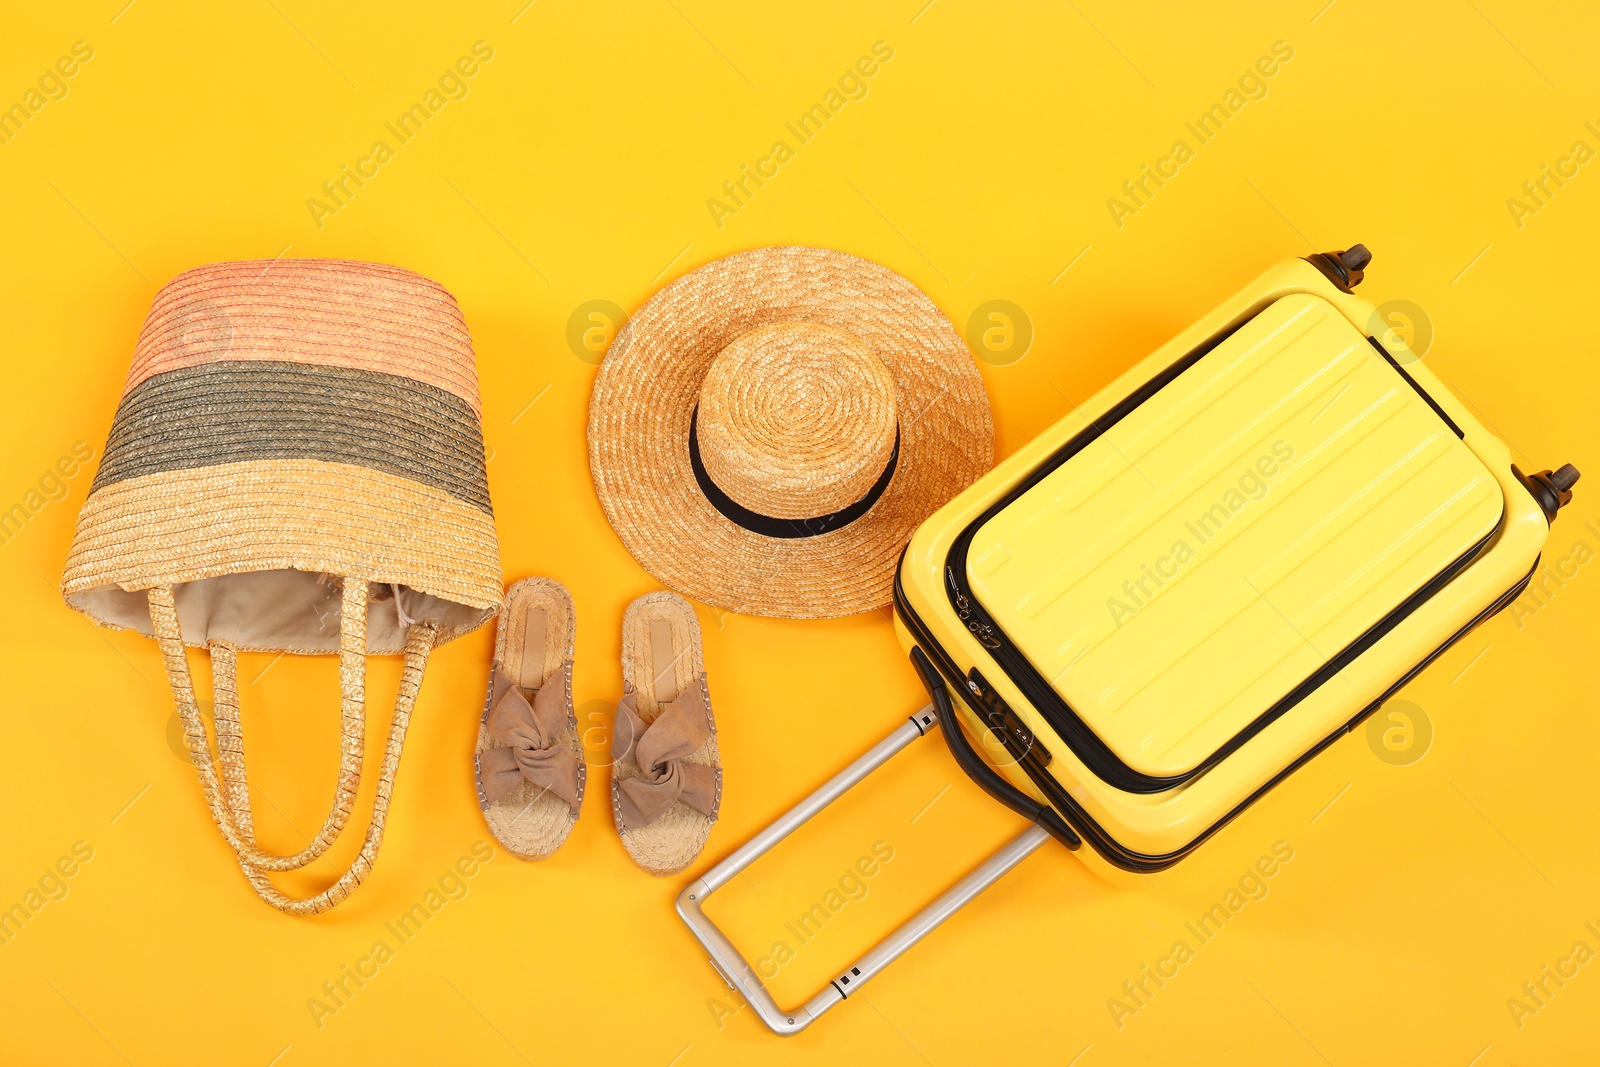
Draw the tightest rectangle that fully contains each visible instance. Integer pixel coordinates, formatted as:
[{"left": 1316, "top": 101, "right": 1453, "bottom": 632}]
[{"left": 949, "top": 572, "right": 1001, "bottom": 650}]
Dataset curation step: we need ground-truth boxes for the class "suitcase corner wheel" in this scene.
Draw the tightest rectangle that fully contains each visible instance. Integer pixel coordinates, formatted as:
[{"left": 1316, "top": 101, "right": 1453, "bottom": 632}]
[
  {"left": 675, "top": 245, "right": 1580, "bottom": 1035},
  {"left": 1303, "top": 243, "right": 1371, "bottom": 292},
  {"left": 1514, "top": 462, "right": 1581, "bottom": 522}
]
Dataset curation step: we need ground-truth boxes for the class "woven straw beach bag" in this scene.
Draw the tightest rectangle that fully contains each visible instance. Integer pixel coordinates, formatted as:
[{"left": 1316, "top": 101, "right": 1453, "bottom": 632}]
[{"left": 62, "top": 260, "right": 502, "bottom": 915}]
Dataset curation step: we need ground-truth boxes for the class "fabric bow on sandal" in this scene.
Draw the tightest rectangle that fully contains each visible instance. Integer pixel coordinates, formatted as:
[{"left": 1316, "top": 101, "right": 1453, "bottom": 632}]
[
  {"left": 475, "top": 577, "right": 585, "bottom": 860},
  {"left": 479, "top": 664, "right": 582, "bottom": 813},
  {"left": 611, "top": 590, "right": 721, "bottom": 876},
  {"left": 612, "top": 677, "right": 720, "bottom": 831}
]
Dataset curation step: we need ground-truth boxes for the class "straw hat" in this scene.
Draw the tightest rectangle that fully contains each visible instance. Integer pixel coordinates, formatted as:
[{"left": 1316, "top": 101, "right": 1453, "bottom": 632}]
[{"left": 588, "top": 246, "right": 993, "bottom": 618}]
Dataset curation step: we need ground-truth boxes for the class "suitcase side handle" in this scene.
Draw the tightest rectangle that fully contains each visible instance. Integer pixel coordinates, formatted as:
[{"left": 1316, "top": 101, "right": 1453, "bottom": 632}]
[
  {"left": 675, "top": 699, "right": 1050, "bottom": 1035},
  {"left": 910, "top": 646, "right": 1081, "bottom": 851}
]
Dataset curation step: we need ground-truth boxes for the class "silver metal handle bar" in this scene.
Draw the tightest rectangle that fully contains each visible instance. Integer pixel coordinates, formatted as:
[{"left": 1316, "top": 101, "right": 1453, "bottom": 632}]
[{"left": 675, "top": 706, "right": 1050, "bottom": 1036}]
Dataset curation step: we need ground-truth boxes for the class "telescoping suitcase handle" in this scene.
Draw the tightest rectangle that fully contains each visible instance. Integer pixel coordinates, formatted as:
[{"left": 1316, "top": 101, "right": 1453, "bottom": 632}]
[{"left": 675, "top": 648, "right": 1078, "bottom": 1035}]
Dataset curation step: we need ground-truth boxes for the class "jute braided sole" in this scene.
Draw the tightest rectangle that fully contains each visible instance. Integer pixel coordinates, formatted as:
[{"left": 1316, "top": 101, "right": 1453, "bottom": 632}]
[
  {"left": 475, "top": 578, "right": 584, "bottom": 859},
  {"left": 612, "top": 591, "right": 719, "bottom": 876}
]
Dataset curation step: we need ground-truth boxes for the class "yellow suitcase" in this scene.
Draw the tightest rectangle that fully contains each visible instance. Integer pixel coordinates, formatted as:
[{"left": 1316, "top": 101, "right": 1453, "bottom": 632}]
[{"left": 678, "top": 248, "right": 1579, "bottom": 1034}]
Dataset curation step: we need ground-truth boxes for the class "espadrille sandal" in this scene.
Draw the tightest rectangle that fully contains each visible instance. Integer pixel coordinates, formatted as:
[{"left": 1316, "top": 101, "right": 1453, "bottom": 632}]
[
  {"left": 611, "top": 591, "right": 721, "bottom": 875},
  {"left": 475, "top": 578, "right": 584, "bottom": 859}
]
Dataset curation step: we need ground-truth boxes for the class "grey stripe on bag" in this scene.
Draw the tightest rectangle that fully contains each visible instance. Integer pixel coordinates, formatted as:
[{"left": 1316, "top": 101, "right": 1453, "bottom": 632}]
[{"left": 91, "top": 360, "right": 493, "bottom": 513}]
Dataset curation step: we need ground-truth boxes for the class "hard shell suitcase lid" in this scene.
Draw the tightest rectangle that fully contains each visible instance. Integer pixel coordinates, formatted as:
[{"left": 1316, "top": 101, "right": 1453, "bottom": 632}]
[{"left": 965, "top": 292, "right": 1503, "bottom": 780}]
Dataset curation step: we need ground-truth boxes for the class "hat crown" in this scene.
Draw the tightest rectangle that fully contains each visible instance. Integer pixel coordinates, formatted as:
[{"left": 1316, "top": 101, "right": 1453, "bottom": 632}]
[{"left": 696, "top": 322, "right": 898, "bottom": 520}]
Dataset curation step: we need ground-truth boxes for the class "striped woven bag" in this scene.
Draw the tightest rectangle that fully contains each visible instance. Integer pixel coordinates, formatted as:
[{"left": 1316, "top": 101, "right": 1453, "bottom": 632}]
[{"left": 62, "top": 260, "right": 502, "bottom": 915}]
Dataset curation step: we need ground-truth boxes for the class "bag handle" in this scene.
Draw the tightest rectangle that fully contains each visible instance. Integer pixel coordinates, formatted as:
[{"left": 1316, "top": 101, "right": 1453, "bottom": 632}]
[
  {"left": 148, "top": 579, "right": 436, "bottom": 914},
  {"left": 233, "top": 622, "right": 433, "bottom": 915},
  {"left": 151, "top": 580, "right": 367, "bottom": 871}
]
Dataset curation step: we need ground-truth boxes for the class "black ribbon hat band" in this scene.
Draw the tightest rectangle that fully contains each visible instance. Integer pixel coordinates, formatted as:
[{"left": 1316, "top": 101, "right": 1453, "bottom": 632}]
[{"left": 687, "top": 407, "right": 900, "bottom": 539}]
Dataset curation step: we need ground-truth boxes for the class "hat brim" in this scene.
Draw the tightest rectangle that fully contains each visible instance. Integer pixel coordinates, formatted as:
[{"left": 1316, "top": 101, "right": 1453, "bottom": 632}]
[{"left": 588, "top": 246, "right": 993, "bottom": 619}]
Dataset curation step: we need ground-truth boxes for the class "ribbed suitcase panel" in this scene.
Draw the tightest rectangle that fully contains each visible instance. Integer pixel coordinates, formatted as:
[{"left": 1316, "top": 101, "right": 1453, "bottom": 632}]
[{"left": 968, "top": 294, "right": 1502, "bottom": 778}]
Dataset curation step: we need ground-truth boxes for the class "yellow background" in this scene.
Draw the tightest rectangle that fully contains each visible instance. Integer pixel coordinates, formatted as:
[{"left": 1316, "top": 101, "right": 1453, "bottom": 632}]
[{"left": 2, "top": 1, "right": 1596, "bottom": 1063}]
